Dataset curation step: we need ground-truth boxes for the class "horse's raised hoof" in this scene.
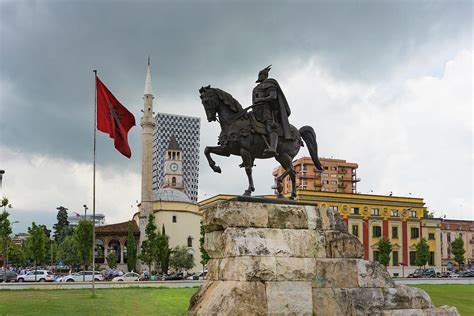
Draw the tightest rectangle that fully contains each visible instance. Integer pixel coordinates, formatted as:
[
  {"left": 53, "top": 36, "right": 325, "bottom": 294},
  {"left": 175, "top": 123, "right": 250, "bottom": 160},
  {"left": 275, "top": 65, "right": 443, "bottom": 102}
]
[
  {"left": 212, "top": 166, "right": 222, "bottom": 173},
  {"left": 243, "top": 190, "right": 252, "bottom": 196}
]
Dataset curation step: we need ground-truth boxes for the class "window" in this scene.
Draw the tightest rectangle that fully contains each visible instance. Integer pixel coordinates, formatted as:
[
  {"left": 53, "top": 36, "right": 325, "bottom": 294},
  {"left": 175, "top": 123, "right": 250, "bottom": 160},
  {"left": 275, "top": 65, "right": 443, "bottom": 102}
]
[
  {"left": 372, "top": 208, "right": 380, "bottom": 216},
  {"left": 393, "top": 251, "right": 399, "bottom": 266},
  {"left": 428, "top": 233, "right": 435, "bottom": 240},
  {"left": 391, "top": 209, "right": 399, "bottom": 217},
  {"left": 428, "top": 252, "right": 435, "bottom": 266},
  {"left": 171, "top": 177, "right": 176, "bottom": 186},
  {"left": 373, "top": 226, "right": 382, "bottom": 238},
  {"left": 409, "top": 251, "right": 416, "bottom": 266},
  {"left": 324, "top": 166, "right": 329, "bottom": 170},
  {"left": 172, "top": 215, "right": 177, "bottom": 223},
  {"left": 322, "top": 180, "right": 329, "bottom": 184},
  {"left": 329, "top": 206, "right": 338, "bottom": 212},
  {"left": 411, "top": 227, "right": 419, "bottom": 239},
  {"left": 322, "top": 174, "right": 328, "bottom": 177},
  {"left": 331, "top": 180, "right": 337, "bottom": 184},
  {"left": 352, "top": 225, "right": 359, "bottom": 237},
  {"left": 331, "top": 166, "right": 337, "bottom": 171},
  {"left": 410, "top": 210, "right": 417, "bottom": 218},
  {"left": 330, "top": 174, "right": 337, "bottom": 178},
  {"left": 392, "top": 226, "right": 398, "bottom": 238},
  {"left": 373, "top": 251, "right": 380, "bottom": 262},
  {"left": 187, "top": 236, "right": 193, "bottom": 247},
  {"left": 351, "top": 207, "right": 360, "bottom": 215}
]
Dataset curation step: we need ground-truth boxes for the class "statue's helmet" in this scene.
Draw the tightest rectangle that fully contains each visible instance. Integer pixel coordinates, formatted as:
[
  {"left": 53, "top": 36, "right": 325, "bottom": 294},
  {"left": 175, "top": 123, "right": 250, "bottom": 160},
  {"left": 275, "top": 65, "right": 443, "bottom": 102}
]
[{"left": 257, "top": 65, "right": 271, "bottom": 82}]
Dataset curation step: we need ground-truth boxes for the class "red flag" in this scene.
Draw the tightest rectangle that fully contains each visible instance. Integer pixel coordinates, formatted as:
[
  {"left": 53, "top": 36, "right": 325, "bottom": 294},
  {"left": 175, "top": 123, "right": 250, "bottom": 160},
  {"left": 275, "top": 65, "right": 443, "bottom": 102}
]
[{"left": 96, "top": 76, "right": 136, "bottom": 158}]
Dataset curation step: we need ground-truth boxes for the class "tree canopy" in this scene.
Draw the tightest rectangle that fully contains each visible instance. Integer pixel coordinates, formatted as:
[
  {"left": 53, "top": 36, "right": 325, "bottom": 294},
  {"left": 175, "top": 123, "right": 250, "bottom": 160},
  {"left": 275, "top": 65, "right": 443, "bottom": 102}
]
[
  {"left": 169, "top": 245, "right": 194, "bottom": 272},
  {"left": 199, "top": 221, "right": 210, "bottom": 266},
  {"left": 74, "top": 219, "right": 93, "bottom": 270},
  {"left": 140, "top": 214, "right": 158, "bottom": 271},
  {"left": 451, "top": 237, "right": 465, "bottom": 269},
  {"left": 53, "top": 206, "right": 70, "bottom": 242},
  {"left": 376, "top": 237, "right": 392, "bottom": 267},
  {"left": 415, "top": 238, "right": 430, "bottom": 267},
  {"left": 127, "top": 221, "right": 137, "bottom": 272}
]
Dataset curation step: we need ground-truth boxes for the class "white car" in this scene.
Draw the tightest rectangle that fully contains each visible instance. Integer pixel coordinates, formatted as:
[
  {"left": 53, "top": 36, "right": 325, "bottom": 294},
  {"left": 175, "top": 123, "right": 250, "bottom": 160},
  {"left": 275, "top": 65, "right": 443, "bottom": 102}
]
[
  {"left": 62, "top": 271, "right": 104, "bottom": 282},
  {"left": 17, "top": 270, "right": 55, "bottom": 282},
  {"left": 112, "top": 272, "right": 141, "bottom": 282}
]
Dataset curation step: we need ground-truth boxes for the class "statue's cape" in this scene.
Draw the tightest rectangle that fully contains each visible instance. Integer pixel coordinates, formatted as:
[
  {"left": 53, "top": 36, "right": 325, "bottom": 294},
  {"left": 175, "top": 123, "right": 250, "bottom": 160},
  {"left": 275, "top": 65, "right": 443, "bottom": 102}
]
[{"left": 264, "top": 78, "right": 292, "bottom": 139}]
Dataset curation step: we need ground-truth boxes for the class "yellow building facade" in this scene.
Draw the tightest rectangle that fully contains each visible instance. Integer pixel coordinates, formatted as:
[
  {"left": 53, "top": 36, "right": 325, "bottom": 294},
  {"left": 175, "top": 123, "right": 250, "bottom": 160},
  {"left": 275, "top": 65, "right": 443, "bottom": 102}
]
[{"left": 199, "top": 191, "right": 442, "bottom": 277}]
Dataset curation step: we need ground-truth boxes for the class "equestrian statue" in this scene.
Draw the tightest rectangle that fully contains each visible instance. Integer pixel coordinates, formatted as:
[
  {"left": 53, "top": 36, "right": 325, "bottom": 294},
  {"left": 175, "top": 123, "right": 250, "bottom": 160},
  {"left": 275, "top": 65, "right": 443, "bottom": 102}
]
[{"left": 200, "top": 65, "right": 323, "bottom": 199}]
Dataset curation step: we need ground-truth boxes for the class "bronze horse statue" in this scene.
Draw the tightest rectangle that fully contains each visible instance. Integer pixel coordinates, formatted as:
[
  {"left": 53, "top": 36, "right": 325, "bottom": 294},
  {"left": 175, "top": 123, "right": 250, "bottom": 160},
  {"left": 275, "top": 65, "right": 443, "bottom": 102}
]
[{"left": 200, "top": 85, "right": 323, "bottom": 199}]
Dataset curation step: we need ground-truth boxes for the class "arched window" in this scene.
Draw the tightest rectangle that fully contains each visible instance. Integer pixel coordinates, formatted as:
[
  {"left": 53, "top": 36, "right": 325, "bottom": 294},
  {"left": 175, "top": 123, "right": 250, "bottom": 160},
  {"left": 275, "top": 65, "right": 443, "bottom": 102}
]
[
  {"left": 172, "top": 215, "right": 177, "bottom": 223},
  {"left": 172, "top": 177, "right": 176, "bottom": 186},
  {"left": 177, "top": 152, "right": 180, "bottom": 160},
  {"left": 172, "top": 152, "right": 176, "bottom": 160},
  {"left": 108, "top": 240, "right": 121, "bottom": 264},
  {"left": 187, "top": 236, "right": 193, "bottom": 247},
  {"left": 168, "top": 152, "right": 171, "bottom": 159},
  {"left": 95, "top": 239, "right": 105, "bottom": 264}
]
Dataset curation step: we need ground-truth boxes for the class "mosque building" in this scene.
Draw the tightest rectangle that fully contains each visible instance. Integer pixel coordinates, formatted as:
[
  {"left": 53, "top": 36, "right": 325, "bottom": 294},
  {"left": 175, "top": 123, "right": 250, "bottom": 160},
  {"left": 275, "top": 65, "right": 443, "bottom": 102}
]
[{"left": 95, "top": 59, "right": 203, "bottom": 272}]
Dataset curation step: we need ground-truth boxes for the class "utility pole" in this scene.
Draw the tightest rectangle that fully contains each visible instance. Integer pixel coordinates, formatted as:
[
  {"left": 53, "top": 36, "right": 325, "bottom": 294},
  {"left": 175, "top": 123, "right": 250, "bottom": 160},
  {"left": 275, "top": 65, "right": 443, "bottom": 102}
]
[{"left": 83, "top": 204, "right": 88, "bottom": 220}]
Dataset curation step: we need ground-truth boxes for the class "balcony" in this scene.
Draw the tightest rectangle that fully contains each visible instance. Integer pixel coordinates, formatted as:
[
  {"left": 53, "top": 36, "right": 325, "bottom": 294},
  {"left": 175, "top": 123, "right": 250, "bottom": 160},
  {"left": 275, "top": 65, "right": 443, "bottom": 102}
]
[
  {"left": 338, "top": 183, "right": 346, "bottom": 188},
  {"left": 351, "top": 177, "right": 361, "bottom": 183},
  {"left": 338, "top": 168, "right": 348, "bottom": 174}
]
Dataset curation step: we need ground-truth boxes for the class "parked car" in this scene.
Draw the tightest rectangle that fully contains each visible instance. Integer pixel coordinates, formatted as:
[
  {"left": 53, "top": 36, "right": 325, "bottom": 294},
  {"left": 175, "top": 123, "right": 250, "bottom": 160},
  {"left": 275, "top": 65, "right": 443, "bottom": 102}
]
[
  {"left": 162, "top": 273, "right": 184, "bottom": 281},
  {"left": 190, "top": 271, "right": 207, "bottom": 280},
  {"left": 17, "top": 270, "right": 55, "bottom": 282},
  {"left": 62, "top": 271, "right": 104, "bottom": 282},
  {"left": 421, "top": 268, "right": 436, "bottom": 278},
  {"left": 459, "top": 271, "right": 474, "bottom": 277},
  {"left": 112, "top": 272, "right": 141, "bottom": 282},
  {"left": 0, "top": 270, "right": 17, "bottom": 282},
  {"left": 407, "top": 269, "right": 423, "bottom": 278}
]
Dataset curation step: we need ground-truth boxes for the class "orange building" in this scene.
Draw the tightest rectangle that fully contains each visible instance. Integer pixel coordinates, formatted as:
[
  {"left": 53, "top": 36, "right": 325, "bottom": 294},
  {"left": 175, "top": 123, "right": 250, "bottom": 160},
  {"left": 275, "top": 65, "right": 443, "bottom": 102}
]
[
  {"left": 440, "top": 219, "right": 474, "bottom": 270},
  {"left": 272, "top": 157, "right": 360, "bottom": 194}
]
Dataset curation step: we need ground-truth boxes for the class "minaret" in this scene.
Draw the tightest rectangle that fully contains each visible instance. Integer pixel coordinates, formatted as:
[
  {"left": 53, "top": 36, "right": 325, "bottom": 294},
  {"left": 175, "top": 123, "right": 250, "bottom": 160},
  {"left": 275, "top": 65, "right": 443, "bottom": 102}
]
[{"left": 139, "top": 57, "right": 156, "bottom": 248}]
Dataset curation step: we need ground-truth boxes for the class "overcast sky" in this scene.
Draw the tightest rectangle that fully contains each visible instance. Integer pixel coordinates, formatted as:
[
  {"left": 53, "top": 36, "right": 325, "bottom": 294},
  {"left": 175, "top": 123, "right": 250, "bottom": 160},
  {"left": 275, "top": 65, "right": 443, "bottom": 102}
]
[{"left": 0, "top": 0, "right": 472, "bottom": 233}]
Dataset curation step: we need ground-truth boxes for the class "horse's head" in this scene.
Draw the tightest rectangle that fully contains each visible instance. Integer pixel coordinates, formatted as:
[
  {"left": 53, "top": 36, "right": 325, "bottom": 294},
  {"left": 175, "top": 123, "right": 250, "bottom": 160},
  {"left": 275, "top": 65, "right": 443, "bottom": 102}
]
[
  {"left": 199, "top": 85, "right": 244, "bottom": 123},
  {"left": 199, "top": 85, "right": 218, "bottom": 122}
]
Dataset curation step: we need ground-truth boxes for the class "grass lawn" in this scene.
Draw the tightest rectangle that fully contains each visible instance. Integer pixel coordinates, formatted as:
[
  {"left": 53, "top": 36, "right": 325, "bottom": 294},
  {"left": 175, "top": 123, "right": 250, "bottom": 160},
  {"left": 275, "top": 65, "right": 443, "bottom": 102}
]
[
  {"left": 412, "top": 284, "right": 474, "bottom": 316},
  {"left": 0, "top": 287, "right": 198, "bottom": 316},
  {"left": 0, "top": 284, "right": 472, "bottom": 315}
]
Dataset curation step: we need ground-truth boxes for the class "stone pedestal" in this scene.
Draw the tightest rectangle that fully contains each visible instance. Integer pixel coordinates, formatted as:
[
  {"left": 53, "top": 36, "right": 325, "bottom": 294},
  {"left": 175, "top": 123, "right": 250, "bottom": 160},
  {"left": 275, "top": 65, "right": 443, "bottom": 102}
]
[{"left": 189, "top": 200, "right": 459, "bottom": 315}]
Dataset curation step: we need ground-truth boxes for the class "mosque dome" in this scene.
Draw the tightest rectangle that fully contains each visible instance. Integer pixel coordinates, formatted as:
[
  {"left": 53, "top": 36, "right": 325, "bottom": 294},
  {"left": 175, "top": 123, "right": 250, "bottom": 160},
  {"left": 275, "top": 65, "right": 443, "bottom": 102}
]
[{"left": 153, "top": 187, "right": 192, "bottom": 203}]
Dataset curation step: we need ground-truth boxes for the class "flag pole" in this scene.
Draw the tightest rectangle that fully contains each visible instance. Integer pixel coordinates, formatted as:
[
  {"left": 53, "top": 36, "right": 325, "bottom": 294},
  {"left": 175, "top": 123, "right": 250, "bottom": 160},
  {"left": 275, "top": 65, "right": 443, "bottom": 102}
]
[{"left": 92, "top": 69, "right": 97, "bottom": 297}]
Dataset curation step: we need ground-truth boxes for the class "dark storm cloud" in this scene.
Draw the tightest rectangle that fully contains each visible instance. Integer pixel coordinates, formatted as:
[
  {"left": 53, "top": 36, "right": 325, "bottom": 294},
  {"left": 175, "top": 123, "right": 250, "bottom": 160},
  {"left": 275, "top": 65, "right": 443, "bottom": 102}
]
[{"left": 0, "top": 0, "right": 471, "bottom": 168}]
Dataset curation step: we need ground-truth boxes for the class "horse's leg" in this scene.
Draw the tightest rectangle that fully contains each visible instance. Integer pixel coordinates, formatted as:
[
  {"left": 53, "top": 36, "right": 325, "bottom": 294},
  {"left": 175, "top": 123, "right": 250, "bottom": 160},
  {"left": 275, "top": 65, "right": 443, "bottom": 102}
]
[
  {"left": 240, "top": 148, "right": 255, "bottom": 196},
  {"left": 204, "top": 146, "right": 230, "bottom": 173},
  {"left": 275, "top": 153, "right": 296, "bottom": 199}
]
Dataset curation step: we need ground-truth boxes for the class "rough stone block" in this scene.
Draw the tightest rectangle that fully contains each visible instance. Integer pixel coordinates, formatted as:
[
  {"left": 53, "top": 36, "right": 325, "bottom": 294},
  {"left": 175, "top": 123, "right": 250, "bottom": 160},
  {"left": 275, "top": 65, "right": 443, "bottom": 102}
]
[
  {"left": 318, "top": 208, "right": 347, "bottom": 232},
  {"left": 305, "top": 205, "right": 322, "bottom": 230},
  {"left": 266, "top": 281, "right": 313, "bottom": 315},
  {"left": 267, "top": 204, "right": 308, "bottom": 229},
  {"left": 357, "top": 259, "right": 395, "bottom": 288},
  {"left": 312, "top": 287, "right": 385, "bottom": 315},
  {"left": 203, "top": 201, "right": 268, "bottom": 232},
  {"left": 383, "top": 285, "right": 434, "bottom": 310},
  {"left": 422, "top": 306, "right": 460, "bottom": 315},
  {"left": 203, "top": 230, "right": 224, "bottom": 258},
  {"left": 218, "top": 256, "right": 277, "bottom": 281},
  {"left": 219, "top": 228, "right": 325, "bottom": 258},
  {"left": 205, "top": 258, "right": 220, "bottom": 280},
  {"left": 275, "top": 257, "right": 316, "bottom": 281},
  {"left": 324, "top": 230, "right": 364, "bottom": 258},
  {"left": 188, "top": 280, "right": 268, "bottom": 315},
  {"left": 313, "top": 259, "right": 359, "bottom": 288}
]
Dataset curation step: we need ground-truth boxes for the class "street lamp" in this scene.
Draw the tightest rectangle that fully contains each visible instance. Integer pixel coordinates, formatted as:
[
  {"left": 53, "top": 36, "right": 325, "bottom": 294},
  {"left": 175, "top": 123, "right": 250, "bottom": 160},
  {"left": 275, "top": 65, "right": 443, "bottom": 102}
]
[{"left": 83, "top": 204, "right": 88, "bottom": 220}]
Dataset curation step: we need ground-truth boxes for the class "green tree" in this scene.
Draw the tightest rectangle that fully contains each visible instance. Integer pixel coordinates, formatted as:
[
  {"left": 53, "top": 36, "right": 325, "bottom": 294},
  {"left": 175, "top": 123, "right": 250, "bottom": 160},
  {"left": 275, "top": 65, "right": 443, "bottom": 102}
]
[
  {"left": 199, "top": 221, "right": 210, "bottom": 266},
  {"left": 74, "top": 220, "right": 93, "bottom": 278},
  {"left": 415, "top": 238, "right": 430, "bottom": 268},
  {"left": 25, "top": 222, "right": 47, "bottom": 281},
  {"left": 139, "top": 214, "right": 158, "bottom": 271},
  {"left": 106, "top": 252, "right": 118, "bottom": 269},
  {"left": 157, "top": 224, "right": 170, "bottom": 273},
  {"left": 127, "top": 221, "right": 137, "bottom": 272},
  {"left": 8, "top": 242, "right": 25, "bottom": 266},
  {"left": 169, "top": 245, "right": 194, "bottom": 272},
  {"left": 423, "top": 209, "right": 435, "bottom": 218},
  {"left": 58, "top": 235, "right": 80, "bottom": 269},
  {"left": 451, "top": 237, "right": 465, "bottom": 270},
  {"left": 376, "top": 237, "right": 392, "bottom": 267},
  {"left": 0, "top": 201, "right": 13, "bottom": 282},
  {"left": 53, "top": 206, "right": 70, "bottom": 242}
]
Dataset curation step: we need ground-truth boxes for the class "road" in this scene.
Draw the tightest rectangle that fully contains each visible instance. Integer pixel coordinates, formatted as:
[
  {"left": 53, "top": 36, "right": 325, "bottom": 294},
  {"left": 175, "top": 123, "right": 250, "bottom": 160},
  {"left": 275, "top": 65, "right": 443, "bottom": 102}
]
[
  {"left": 0, "top": 280, "right": 203, "bottom": 290},
  {"left": 394, "top": 278, "right": 474, "bottom": 285}
]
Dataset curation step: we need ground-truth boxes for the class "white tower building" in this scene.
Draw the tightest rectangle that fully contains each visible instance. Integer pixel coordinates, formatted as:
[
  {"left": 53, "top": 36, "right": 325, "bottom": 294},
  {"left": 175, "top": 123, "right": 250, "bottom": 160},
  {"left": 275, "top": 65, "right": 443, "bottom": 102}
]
[{"left": 139, "top": 57, "right": 156, "bottom": 247}]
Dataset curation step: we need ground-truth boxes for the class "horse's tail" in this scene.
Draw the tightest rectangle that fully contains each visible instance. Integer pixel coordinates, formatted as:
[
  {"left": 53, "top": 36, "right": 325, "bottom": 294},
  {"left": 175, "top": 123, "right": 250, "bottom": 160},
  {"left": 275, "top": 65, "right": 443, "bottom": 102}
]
[{"left": 299, "top": 126, "right": 323, "bottom": 171}]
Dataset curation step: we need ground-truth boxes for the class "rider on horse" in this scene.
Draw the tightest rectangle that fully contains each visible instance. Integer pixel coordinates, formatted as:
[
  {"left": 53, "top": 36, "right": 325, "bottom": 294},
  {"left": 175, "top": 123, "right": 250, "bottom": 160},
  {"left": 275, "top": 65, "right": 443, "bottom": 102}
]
[{"left": 252, "top": 65, "right": 292, "bottom": 157}]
